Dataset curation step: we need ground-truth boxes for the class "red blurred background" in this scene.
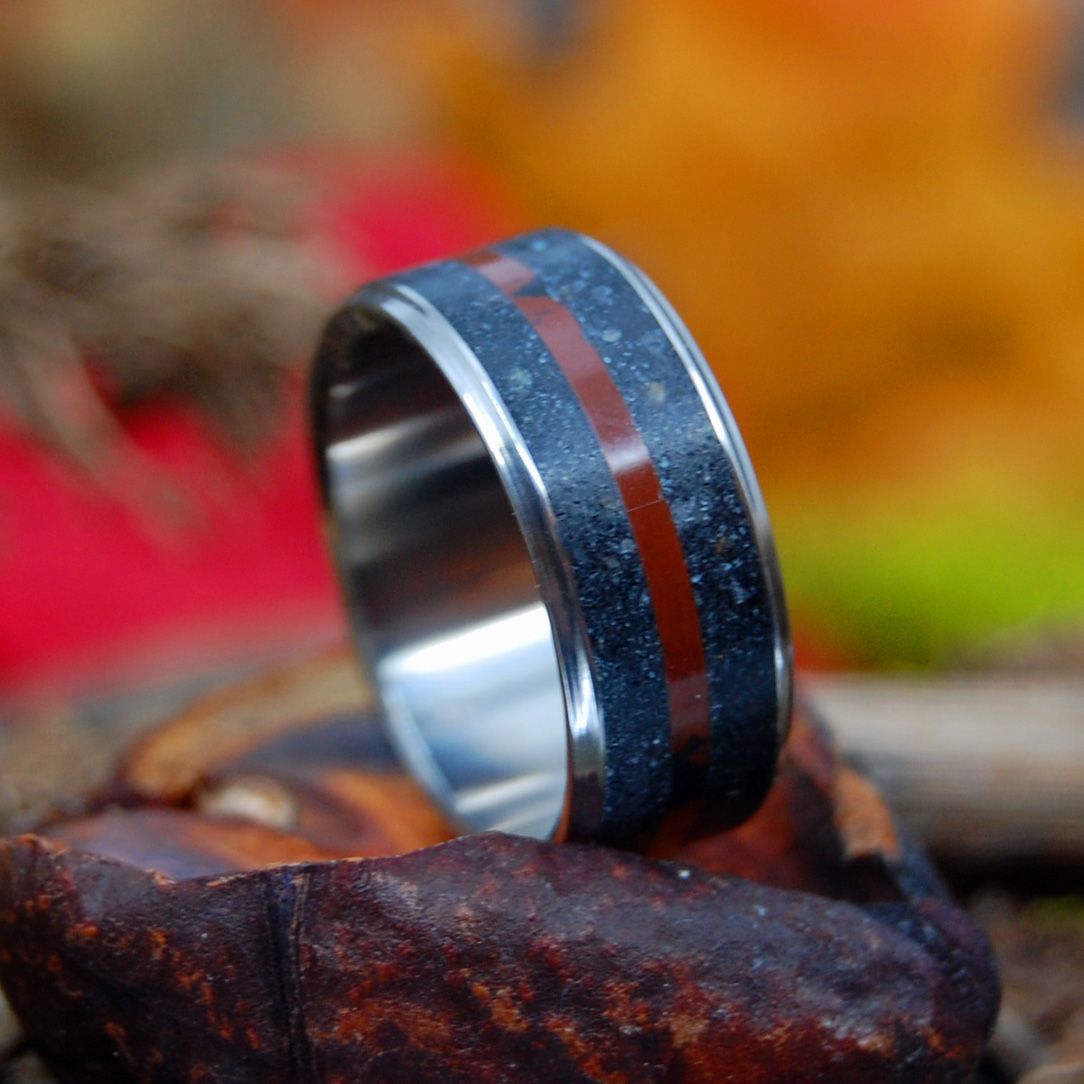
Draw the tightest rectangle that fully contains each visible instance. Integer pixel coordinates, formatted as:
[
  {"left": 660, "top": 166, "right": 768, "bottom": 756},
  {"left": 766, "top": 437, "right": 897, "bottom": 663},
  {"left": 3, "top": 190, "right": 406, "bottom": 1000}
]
[{"left": 1, "top": 0, "right": 1082, "bottom": 697}]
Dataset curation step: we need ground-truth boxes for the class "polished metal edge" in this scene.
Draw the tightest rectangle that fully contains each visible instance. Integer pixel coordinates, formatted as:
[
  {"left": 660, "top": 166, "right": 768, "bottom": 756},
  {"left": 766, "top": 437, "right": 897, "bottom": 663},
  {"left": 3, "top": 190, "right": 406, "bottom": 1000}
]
[
  {"left": 579, "top": 235, "right": 794, "bottom": 748},
  {"left": 353, "top": 279, "right": 608, "bottom": 840}
]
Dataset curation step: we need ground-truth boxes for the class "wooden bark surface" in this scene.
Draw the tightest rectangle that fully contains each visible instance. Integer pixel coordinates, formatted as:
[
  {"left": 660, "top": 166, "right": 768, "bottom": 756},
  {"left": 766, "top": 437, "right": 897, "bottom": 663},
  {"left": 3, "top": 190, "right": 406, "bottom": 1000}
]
[{"left": 0, "top": 655, "right": 1001, "bottom": 1083}]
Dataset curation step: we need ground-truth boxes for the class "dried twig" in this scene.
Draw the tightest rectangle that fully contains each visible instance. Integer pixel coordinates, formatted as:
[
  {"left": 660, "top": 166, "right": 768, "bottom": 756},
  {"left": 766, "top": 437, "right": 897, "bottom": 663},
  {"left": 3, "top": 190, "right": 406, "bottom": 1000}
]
[{"left": 0, "top": 162, "right": 335, "bottom": 513}]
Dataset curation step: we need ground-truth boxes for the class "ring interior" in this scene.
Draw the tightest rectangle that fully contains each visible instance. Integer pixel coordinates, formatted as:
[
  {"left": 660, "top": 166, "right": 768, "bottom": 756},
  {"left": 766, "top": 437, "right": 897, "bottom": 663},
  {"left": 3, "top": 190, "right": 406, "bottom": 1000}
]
[{"left": 319, "top": 313, "right": 569, "bottom": 839}]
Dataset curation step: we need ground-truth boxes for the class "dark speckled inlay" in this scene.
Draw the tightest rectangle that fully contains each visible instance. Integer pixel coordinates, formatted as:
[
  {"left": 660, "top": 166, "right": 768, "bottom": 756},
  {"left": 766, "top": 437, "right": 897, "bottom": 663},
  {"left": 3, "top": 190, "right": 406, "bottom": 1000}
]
[
  {"left": 375, "top": 228, "right": 783, "bottom": 841},
  {"left": 464, "top": 246, "right": 713, "bottom": 791}
]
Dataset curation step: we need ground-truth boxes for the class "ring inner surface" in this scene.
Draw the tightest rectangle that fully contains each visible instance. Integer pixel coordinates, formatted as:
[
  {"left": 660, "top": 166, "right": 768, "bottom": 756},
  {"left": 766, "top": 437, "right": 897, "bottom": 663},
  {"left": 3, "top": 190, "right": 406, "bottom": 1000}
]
[{"left": 322, "top": 315, "right": 568, "bottom": 839}]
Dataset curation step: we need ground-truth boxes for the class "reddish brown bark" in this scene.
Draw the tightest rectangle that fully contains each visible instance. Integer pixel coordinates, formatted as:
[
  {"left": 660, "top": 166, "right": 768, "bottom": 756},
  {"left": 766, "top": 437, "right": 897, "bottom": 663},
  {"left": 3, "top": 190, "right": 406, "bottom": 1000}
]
[{"left": 0, "top": 667, "right": 999, "bottom": 1083}]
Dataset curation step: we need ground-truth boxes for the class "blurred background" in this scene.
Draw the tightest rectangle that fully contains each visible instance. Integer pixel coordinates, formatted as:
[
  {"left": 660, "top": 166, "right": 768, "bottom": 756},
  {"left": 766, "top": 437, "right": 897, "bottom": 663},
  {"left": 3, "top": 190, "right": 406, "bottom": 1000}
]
[
  {"left": 0, "top": 3, "right": 1082, "bottom": 1080},
  {"left": 2, "top": 0, "right": 1084, "bottom": 693}
]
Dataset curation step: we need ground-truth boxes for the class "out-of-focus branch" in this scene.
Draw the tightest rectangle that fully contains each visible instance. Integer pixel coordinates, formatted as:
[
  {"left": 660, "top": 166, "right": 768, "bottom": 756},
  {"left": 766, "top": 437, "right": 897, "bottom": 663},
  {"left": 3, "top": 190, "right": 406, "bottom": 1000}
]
[
  {"left": 0, "top": 162, "right": 331, "bottom": 514},
  {"left": 811, "top": 675, "right": 1084, "bottom": 864}
]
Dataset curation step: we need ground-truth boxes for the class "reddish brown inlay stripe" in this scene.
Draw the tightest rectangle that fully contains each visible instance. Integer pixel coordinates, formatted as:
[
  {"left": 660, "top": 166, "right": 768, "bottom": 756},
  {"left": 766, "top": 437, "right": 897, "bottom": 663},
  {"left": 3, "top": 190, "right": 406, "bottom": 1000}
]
[{"left": 465, "top": 248, "right": 712, "bottom": 769}]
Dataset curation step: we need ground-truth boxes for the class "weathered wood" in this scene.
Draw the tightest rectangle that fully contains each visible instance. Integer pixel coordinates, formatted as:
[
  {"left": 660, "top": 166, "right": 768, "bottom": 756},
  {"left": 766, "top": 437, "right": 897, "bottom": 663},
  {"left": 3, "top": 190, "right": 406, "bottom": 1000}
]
[
  {"left": 0, "top": 667, "right": 253, "bottom": 837},
  {"left": 4, "top": 657, "right": 1050, "bottom": 1081},
  {"left": 0, "top": 676, "right": 1000, "bottom": 1083},
  {"left": 810, "top": 675, "right": 1084, "bottom": 863},
  {"left": 114, "top": 649, "right": 370, "bottom": 807},
  {"left": 0, "top": 828, "right": 997, "bottom": 1083}
]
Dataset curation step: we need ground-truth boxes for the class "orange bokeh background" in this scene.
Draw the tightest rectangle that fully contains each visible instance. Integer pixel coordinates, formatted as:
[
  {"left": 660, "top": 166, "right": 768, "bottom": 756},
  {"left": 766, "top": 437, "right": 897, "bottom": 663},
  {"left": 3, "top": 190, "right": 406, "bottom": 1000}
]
[{"left": 1, "top": 0, "right": 1082, "bottom": 679}]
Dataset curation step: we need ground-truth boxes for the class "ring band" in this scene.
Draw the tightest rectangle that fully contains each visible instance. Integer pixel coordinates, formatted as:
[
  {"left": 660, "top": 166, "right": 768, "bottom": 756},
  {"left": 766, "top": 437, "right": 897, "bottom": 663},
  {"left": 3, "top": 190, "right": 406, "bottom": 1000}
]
[{"left": 312, "top": 228, "right": 792, "bottom": 845}]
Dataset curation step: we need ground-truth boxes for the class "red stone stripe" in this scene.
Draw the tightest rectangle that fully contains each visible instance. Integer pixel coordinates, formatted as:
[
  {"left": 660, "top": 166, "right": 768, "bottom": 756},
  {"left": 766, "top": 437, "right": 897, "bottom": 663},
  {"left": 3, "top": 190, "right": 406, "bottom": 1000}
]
[{"left": 465, "top": 248, "right": 712, "bottom": 770}]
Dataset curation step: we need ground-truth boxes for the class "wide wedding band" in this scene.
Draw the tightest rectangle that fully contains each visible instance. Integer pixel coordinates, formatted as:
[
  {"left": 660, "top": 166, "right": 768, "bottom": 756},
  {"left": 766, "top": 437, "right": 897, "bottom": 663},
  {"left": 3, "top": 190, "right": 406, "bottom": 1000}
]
[{"left": 312, "top": 228, "right": 792, "bottom": 846}]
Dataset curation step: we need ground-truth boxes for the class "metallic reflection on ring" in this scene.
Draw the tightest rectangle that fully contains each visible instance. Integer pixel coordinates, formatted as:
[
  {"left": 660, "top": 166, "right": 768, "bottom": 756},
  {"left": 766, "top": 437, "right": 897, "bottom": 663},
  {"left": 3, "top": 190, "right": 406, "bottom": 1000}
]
[{"left": 312, "top": 227, "right": 792, "bottom": 846}]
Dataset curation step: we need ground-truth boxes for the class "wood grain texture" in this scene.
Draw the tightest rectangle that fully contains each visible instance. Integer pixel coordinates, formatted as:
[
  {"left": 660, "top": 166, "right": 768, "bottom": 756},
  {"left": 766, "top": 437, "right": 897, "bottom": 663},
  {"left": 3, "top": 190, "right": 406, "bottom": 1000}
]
[
  {"left": 812, "top": 675, "right": 1084, "bottom": 863},
  {"left": 0, "top": 663, "right": 1000, "bottom": 1083}
]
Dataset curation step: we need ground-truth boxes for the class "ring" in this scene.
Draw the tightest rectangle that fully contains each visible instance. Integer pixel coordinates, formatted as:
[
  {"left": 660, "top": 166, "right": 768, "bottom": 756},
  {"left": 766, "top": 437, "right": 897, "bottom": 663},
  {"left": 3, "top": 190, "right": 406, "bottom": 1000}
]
[{"left": 311, "top": 228, "right": 792, "bottom": 846}]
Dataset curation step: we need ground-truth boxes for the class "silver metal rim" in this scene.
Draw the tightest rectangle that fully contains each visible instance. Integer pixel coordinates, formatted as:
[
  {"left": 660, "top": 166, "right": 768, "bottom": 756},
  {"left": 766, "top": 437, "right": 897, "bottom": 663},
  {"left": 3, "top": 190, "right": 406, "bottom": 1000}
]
[{"left": 333, "top": 283, "right": 607, "bottom": 841}]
